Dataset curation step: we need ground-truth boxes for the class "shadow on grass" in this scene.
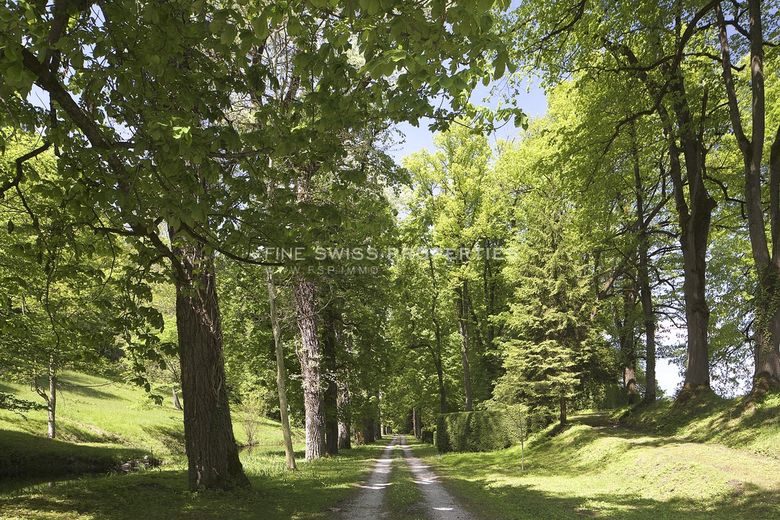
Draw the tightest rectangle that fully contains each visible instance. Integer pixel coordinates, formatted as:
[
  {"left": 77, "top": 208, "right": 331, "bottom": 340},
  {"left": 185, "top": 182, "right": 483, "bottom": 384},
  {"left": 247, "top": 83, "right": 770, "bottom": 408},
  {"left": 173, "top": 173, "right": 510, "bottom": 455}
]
[
  {"left": 0, "top": 442, "right": 390, "bottom": 520},
  {"left": 57, "top": 374, "right": 120, "bottom": 401},
  {"left": 56, "top": 422, "right": 125, "bottom": 445},
  {"left": 438, "top": 474, "right": 780, "bottom": 520},
  {"left": 0, "top": 429, "right": 144, "bottom": 482},
  {"left": 620, "top": 392, "right": 780, "bottom": 441},
  {"left": 141, "top": 425, "right": 186, "bottom": 455}
]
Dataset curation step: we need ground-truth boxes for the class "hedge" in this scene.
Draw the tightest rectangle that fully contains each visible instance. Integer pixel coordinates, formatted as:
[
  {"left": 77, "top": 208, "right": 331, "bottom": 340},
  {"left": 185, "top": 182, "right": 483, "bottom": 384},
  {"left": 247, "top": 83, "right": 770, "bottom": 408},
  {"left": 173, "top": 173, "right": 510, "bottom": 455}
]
[
  {"left": 435, "top": 410, "right": 518, "bottom": 453},
  {"left": 435, "top": 407, "right": 552, "bottom": 453}
]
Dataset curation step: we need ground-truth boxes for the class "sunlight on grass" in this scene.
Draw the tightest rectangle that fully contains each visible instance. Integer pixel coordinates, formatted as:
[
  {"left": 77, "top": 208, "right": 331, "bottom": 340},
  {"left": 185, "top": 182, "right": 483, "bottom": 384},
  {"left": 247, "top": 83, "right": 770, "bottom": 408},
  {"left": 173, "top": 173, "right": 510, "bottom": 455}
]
[{"left": 416, "top": 398, "right": 780, "bottom": 520}]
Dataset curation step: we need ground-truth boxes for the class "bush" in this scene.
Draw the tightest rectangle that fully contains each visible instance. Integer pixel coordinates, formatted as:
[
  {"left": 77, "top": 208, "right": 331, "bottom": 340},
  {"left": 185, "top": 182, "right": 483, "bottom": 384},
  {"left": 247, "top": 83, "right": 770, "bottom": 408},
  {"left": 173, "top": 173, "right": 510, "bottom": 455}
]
[
  {"left": 421, "top": 427, "right": 435, "bottom": 444},
  {"left": 436, "top": 410, "right": 519, "bottom": 453}
]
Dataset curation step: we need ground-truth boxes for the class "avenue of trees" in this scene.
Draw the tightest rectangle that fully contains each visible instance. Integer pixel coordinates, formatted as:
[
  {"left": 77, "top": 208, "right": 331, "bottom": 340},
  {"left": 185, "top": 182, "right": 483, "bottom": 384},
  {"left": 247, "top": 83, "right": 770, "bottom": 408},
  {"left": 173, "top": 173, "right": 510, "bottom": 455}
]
[{"left": 1, "top": 0, "right": 779, "bottom": 492}]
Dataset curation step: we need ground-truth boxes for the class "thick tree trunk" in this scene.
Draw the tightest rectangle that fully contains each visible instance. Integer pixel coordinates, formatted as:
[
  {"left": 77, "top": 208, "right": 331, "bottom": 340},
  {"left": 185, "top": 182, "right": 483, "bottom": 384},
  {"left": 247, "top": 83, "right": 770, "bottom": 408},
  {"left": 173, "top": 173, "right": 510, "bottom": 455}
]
[
  {"left": 679, "top": 199, "right": 712, "bottom": 391},
  {"left": 716, "top": 1, "right": 780, "bottom": 391},
  {"left": 362, "top": 416, "right": 375, "bottom": 444},
  {"left": 337, "top": 380, "right": 351, "bottom": 450},
  {"left": 172, "top": 236, "right": 247, "bottom": 490},
  {"left": 753, "top": 267, "right": 780, "bottom": 390},
  {"left": 456, "top": 282, "right": 474, "bottom": 411},
  {"left": 672, "top": 88, "right": 714, "bottom": 392},
  {"left": 47, "top": 360, "right": 56, "bottom": 439},
  {"left": 623, "top": 44, "right": 713, "bottom": 393},
  {"left": 657, "top": 83, "right": 713, "bottom": 392},
  {"left": 293, "top": 278, "right": 326, "bottom": 460},
  {"left": 267, "top": 269, "right": 297, "bottom": 470},
  {"left": 322, "top": 305, "right": 339, "bottom": 456}
]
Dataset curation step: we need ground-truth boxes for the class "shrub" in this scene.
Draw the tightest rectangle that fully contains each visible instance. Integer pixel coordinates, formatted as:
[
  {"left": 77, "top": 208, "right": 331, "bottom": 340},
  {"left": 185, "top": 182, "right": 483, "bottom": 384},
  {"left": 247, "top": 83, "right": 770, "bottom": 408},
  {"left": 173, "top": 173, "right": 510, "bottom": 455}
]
[{"left": 436, "top": 410, "right": 518, "bottom": 453}]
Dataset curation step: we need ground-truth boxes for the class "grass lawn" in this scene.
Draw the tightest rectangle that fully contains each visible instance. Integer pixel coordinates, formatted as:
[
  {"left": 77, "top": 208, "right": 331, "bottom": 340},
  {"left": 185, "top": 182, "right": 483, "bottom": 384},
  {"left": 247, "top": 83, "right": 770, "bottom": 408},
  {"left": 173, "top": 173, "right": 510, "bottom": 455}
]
[
  {"left": 3, "top": 371, "right": 780, "bottom": 519},
  {"left": 0, "top": 371, "right": 304, "bottom": 480},
  {"left": 0, "top": 371, "right": 392, "bottom": 518},
  {"left": 414, "top": 394, "right": 780, "bottom": 520},
  {"left": 0, "top": 442, "right": 386, "bottom": 519},
  {"left": 0, "top": 371, "right": 296, "bottom": 457}
]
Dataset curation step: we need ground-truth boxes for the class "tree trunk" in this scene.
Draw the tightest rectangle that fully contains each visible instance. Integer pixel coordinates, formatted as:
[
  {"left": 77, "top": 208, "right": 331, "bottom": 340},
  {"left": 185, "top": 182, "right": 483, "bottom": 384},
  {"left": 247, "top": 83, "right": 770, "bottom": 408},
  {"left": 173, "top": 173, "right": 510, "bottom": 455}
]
[
  {"left": 322, "top": 305, "right": 339, "bottom": 456},
  {"left": 412, "top": 408, "right": 418, "bottom": 439},
  {"left": 630, "top": 130, "right": 658, "bottom": 402},
  {"left": 456, "top": 282, "right": 474, "bottom": 411},
  {"left": 337, "top": 380, "right": 351, "bottom": 450},
  {"left": 375, "top": 419, "right": 382, "bottom": 440},
  {"left": 654, "top": 84, "right": 713, "bottom": 392},
  {"left": 619, "top": 282, "right": 639, "bottom": 404},
  {"left": 559, "top": 395, "right": 567, "bottom": 425},
  {"left": 362, "top": 416, "right": 375, "bottom": 444},
  {"left": 267, "top": 269, "right": 297, "bottom": 470},
  {"left": 293, "top": 278, "right": 326, "bottom": 460},
  {"left": 434, "top": 354, "right": 447, "bottom": 414},
  {"left": 623, "top": 43, "right": 713, "bottom": 393},
  {"left": 47, "top": 359, "right": 56, "bottom": 439},
  {"left": 716, "top": 0, "right": 780, "bottom": 391},
  {"left": 671, "top": 80, "right": 714, "bottom": 392},
  {"left": 172, "top": 235, "right": 248, "bottom": 490},
  {"left": 678, "top": 182, "right": 712, "bottom": 391},
  {"left": 172, "top": 387, "right": 182, "bottom": 410},
  {"left": 753, "top": 266, "right": 780, "bottom": 390},
  {"left": 427, "top": 248, "right": 448, "bottom": 414},
  {"left": 374, "top": 391, "right": 383, "bottom": 440}
]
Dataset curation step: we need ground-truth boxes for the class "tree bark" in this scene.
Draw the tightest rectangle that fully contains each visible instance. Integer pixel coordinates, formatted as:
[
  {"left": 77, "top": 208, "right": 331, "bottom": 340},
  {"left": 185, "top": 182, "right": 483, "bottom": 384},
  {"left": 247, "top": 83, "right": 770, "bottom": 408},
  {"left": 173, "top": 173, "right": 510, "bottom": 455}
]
[
  {"left": 670, "top": 76, "right": 714, "bottom": 391},
  {"left": 559, "top": 395, "right": 567, "bottom": 425},
  {"left": 716, "top": 0, "right": 780, "bottom": 391},
  {"left": 426, "top": 248, "right": 448, "bottom": 413},
  {"left": 412, "top": 407, "right": 419, "bottom": 439},
  {"left": 337, "top": 380, "right": 351, "bottom": 450},
  {"left": 172, "top": 387, "right": 182, "bottom": 410},
  {"left": 374, "top": 390, "right": 383, "bottom": 440},
  {"left": 631, "top": 132, "right": 657, "bottom": 402},
  {"left": 456, "top": 282, "right": 474, "bottom": 411},
  {"left": 619, "top": 282, "right": 639, "bottom": 404},
  {"left": 434, "top": 352, "right": 447, "bottom": 414},
  {"left": 293, "top": 278, "right": 326, "bottom": 460},
  {"left": 322, "top": 304, "right": 340, "bottom": 456},
  {"left": 362, "top": 415, "right": 375, "bottom": 444},
  {"left": 172, "top": 235, "right": 248, "bottom": 490},
  {"left": 619, "top": 42, "right": 714, "bottom": 393},
  {"left": 266, "top": 268, "right": 297, "bottom": 470}
]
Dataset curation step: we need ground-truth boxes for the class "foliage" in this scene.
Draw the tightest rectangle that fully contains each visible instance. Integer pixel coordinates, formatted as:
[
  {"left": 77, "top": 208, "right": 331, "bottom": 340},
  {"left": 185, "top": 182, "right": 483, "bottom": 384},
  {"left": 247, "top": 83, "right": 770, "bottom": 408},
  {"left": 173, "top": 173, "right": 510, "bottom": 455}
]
[{"left": 436, "top": 409, "right": 521, "bottom": 453}]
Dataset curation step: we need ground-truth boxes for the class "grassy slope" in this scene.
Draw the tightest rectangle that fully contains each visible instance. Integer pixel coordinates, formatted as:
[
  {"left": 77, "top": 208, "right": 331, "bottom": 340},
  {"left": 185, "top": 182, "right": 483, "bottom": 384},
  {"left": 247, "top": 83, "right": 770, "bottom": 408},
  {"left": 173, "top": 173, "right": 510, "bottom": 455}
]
[
  {"left": 416, "top": 394, "right": 780, "bottom": 520},
  {"left": 0, "top": 371, "right": 385, "bottom": 519},
  {"left": 0, "top": 371, "right": 296, "bottom": 456},
  {"left": 0, "top": 371, "right": 303, "bottom": 481}
]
